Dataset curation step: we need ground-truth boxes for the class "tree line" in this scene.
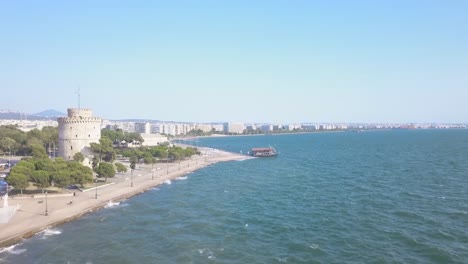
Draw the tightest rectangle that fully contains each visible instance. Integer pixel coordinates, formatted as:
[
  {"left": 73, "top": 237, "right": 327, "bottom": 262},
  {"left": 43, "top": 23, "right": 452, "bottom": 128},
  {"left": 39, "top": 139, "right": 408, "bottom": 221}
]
[
  {"left": 6, "top": 144, "right": 94, "bottom": 194},
  {"left": 3, "top": 126, "right": 201, "bottom": 193},
  {"left": 0, "top": 125, "right": 58, "bottom": 157}
]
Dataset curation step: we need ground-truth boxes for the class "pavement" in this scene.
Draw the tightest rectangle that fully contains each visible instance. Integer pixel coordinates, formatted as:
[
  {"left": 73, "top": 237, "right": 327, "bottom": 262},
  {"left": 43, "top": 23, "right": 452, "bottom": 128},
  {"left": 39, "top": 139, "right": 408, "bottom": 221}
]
[{"left": 0, "top": 148, "right": 250, "bottom": 247}]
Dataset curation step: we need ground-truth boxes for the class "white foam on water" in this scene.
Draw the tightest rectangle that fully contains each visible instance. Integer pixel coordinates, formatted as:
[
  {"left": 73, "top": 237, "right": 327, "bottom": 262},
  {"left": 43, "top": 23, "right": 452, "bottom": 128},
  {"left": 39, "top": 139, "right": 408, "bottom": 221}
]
[
  {"left": 0, "top": 243, "right": 27, "bottom": 255},
  {"left": 104, "top": 201, "right": 120, "bottom": 208},
  {"left": 164, "top": 179, "right": 172, "bottom": 185},
  {"left": 245, "top": 223, "right": 248, "bottom": 227},
  {"left": 175, "top": 176, "right": 188, "bottom": 181},
  {"left": 276, "top": 257, "right": 287, "bottom": 262},
  {"left": 40, "top": 228, "right": 62, "bottom": 239},
  {"left": 308, "top": 243, "right": 319, "bottom": 249},
  {"left": 151, "top": 187, "right": 160, "bottom": 191}
]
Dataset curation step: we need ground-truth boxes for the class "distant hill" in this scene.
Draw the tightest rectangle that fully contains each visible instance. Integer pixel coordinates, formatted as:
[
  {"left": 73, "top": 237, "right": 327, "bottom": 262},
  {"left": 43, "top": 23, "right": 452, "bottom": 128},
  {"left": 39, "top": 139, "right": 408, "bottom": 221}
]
[
  {"left": 34, "top": 109, "right": 66, "bottom": 118},
  {"left": 0, "top": 109, "right": 65, "bottom": 120}
]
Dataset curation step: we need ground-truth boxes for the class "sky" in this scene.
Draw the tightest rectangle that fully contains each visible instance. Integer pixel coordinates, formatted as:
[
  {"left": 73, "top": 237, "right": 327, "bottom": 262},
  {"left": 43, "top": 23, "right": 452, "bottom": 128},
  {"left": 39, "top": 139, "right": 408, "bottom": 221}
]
[{"left": 0, "top": 1, "right": 467, "bottom": 123}]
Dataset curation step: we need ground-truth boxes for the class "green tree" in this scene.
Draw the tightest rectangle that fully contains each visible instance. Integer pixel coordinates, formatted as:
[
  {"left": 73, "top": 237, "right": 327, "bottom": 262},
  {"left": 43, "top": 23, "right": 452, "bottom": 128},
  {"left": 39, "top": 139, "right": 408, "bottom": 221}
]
[
  {"left": 129, "top": 155, "right": 138, "bottom": 170},
  {"left": 115, "top": 162, "right": 128, "bottom": 173},
  {"left": 92, "top": 156, "right": 100, "bottom": 170},
  {"left": 0, "top": 137, "right": 15, "bottom": 155},
  {"left": 143, "top": 152, "right": 154, "bottom": 164},
  {"left": 95, "top": 162, "right": 116, "bottom": 182},
  {"left": 73, "top": 152, "right": 85, "bottom": 163},
  {"left": 68, "top": 162, "right": 93, "bottom": 187},
  {"left": 6, "top": 172, "right": 29, "bottom": 195},
  {"left": 31, "top": 144, "right": 49, "bottom": 160},
  {"left": 52, "top": 171, "right": 71, "bottom": 189},
  {"left": 90, "top": 137, "right": 115, "bottom": 162},
  {"left": 31, "top": 170, "right": 50, "bottom": 192},
  {"left": 10, "top": 161, "right": 35, "bottom": 181}
]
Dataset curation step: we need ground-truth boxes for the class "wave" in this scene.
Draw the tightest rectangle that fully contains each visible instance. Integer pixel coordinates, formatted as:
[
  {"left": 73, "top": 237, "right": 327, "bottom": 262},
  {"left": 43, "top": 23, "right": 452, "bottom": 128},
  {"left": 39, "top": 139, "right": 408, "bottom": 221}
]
[
  {"left": 164, "top": 179, "right": 172, "bottom": 185},
  {"left": 0, "top": 243, "right": 27, "bottom": 255},
  {"left": 40, "top": 228, "right": 62, "bottom": 239},
  {"left": 104, "top": 201, "right": 120, "bottom": 208},
  {"left": 308, "top": 243, "right": 319, "bottom": 250},
  {"left": 276, "top": 257, "right": 288, "bottom": 262},
  {"left": 175, "top": 176, "right": 188, "bottom": 181}
]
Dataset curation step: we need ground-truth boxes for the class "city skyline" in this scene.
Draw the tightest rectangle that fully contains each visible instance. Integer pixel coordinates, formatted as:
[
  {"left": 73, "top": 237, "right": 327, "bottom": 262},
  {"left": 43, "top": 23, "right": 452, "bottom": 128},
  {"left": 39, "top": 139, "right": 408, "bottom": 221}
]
[{"left": 1, "top": 1, "right": 467, "bottom": 123}]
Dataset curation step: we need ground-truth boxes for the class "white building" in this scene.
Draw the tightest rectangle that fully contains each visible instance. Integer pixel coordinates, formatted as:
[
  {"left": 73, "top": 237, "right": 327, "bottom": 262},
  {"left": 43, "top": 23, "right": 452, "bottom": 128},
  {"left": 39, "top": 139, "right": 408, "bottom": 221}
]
[
  {"left": 57, "top": 108, "right": 102, "bottom": 163},
  {"left": 224, "top": 122, "right": 245, "bottom": 134},
  {"left": 140, "top": 133, "right": 168, "bottom": 146}
]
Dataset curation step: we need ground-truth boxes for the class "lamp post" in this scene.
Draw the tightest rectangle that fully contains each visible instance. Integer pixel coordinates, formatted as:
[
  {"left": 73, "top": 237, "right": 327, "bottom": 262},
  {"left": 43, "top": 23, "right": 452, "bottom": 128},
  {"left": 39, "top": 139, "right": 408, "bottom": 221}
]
[
  {"left": 151, "top": 163, "right": 154, "bottom": 180},
  {"left": 45, "top": 190, "right": 48, "bottom": 216},
  {"left": 95, "top": 178, "right": 98, "bottom": 199},
  {"left": 166, "top": 149, "right": 169, "bottom": 175},
  {"left": 8, "top": 146, "right": 11, "bottom": 167},
  {"left": 131, "top": 169, "right": 133, "bottom": 187}
]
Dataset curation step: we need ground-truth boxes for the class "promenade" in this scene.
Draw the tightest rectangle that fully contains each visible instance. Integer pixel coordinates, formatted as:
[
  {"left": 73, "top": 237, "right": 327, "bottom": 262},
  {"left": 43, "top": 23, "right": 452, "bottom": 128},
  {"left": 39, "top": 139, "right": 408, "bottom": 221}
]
[{"left": 0, "top": 147, "right": 249, "bottom": 247}]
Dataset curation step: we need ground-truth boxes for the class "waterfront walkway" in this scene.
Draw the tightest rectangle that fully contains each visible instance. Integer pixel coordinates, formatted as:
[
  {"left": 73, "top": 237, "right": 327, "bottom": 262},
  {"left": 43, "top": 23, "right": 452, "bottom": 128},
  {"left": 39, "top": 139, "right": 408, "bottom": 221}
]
[{"left": 0, "top": 148, "right": 249, "bottom": 247}]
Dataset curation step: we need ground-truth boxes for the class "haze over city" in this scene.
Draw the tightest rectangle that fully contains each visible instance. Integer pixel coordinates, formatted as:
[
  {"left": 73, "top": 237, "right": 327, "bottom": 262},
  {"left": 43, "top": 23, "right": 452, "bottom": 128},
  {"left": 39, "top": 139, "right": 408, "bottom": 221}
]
[{"left": 1, "top": 1, "right": 467, "bottom": 123}]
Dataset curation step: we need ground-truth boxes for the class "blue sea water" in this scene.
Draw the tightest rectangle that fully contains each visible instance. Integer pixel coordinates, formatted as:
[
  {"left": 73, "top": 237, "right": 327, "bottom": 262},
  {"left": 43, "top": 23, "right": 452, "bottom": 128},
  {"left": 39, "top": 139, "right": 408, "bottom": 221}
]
[{"left": 1, "top": 130, "right": 467, "bottom": 263}]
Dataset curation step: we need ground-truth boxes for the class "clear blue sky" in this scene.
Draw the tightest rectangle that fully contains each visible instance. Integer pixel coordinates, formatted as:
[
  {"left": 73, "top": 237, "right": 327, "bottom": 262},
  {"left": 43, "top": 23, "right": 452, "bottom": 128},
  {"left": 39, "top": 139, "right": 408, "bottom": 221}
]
[{"left": 1, "top": 1, "right": 467, "bottom": 123}]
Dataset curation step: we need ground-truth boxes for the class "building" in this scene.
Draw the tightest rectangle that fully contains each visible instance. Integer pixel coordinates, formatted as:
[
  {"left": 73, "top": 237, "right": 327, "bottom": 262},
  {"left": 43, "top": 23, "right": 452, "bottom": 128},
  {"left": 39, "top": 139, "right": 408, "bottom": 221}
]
[
  {"left": 57, "top": 108, "right": 102, "bottom": 163},
  {"left": 135, "top": 122, "right": 151, "bottom": 134},
  {"left": 140, "top": 133, "right": 168, "bottom": 146},
  {"left": 224, "top": 122, "right": 245, "bottom": 134}
]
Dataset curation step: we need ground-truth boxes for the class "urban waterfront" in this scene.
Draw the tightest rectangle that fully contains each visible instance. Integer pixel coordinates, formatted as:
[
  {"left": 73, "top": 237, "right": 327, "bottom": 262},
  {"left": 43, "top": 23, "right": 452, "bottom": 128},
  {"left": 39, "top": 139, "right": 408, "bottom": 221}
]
[{"left": 1, "top": 130, "right": 467, "bottom": 263}]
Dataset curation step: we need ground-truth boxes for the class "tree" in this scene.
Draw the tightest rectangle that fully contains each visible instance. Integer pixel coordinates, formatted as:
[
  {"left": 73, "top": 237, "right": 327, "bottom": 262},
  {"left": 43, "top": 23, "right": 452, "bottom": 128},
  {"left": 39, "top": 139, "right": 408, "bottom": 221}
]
[
  {"left": 115, "top": 162, "right": 127, "bottom": 173},
  {"left": 143, "top": 152, "right": 154, "bottom": 164},
  {"left": 31, "top": 170, "right": 50, "bottom": 192},
  {"left": 10, "top": 161, "right": 35, "bottom": 181},
  {"left": 129, "top": 155, "right": 138, "bottom": 170},
  {"left": 92, "top": 156, "right": 100, "bottom": 170},
  {"left": 0, "top": 137, "right": 15, "bottom": 155},
  {"left": 90, "top": 137, "right": 115, "bottom": 162},
  {"left": 68, "top": 162, "right": 93, "bottom": 187},
  {"left": 73, "top": 152, "right": 85, "bottom": 163},
  {"left": 6, "top": 172, "right": 29, "bottom": 195},
  {"left": 31, "top": 144, "right": 48, "bottom": 160},
  {"left": 95, "top": 162, "right": 116, "bottom": 182},
  {"left": 52, "top": 171, "right": 71, "bottom": 189}
]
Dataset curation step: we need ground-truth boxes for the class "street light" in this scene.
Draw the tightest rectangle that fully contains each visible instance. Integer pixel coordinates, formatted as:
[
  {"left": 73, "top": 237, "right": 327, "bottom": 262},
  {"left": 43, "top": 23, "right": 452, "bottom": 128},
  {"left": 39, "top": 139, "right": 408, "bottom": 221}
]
[
  {"left": 8, "top": 146, "right": 11, "bottom": 167},
  {"left": 151, "top": 163, "right": 155, "bottom": 180},
  {"left": 131, "top": 169, "right": 133, "bottom": 187},
  {"left": 45, "top": 190, "right": 48, "bottom": 216},
  {"left": 95, "top": 178, "right": 98, "bottom": 199}
]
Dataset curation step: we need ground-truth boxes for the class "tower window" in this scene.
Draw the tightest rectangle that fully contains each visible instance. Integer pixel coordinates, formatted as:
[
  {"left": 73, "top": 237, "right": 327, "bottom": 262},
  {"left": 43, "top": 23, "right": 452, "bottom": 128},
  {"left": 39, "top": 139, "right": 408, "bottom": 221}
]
[
  {"left": 76, "top": 135, "right": 78, "bottom": 137},
  {"left": 89, "top": 134, "right": 91, "bottom": 137},
  {"left": 70, "top": 146, "right": 73, "bottom": 150}
]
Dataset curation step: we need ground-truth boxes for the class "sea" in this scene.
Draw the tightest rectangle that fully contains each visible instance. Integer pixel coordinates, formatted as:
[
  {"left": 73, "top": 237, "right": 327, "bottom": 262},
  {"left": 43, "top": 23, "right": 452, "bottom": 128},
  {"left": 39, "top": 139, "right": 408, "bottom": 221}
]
[{"left": 1, "top": 130, "right": 467, "bottom": 264}]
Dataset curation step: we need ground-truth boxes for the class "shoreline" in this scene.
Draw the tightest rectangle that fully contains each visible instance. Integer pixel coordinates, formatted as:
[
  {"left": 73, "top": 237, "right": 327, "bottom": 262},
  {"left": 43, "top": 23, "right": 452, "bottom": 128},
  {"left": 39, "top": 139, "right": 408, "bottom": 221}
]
[{"left": 0, "top": 147, "right": 250, "bottom": 248}]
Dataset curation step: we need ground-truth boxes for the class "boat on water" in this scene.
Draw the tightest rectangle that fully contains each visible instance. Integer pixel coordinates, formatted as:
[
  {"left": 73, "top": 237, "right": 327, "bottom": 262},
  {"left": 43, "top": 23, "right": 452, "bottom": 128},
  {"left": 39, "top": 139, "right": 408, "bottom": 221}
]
[{"left": 249, "top": 147, "right": 278, "bottom": 157}]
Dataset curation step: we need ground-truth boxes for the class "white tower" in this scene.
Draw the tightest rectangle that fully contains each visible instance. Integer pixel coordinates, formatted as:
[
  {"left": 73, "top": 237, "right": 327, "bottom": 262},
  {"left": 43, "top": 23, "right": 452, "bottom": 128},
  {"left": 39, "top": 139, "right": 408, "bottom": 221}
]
[{"left": 57, "top": 108, "right": 102, "bottom": 162}]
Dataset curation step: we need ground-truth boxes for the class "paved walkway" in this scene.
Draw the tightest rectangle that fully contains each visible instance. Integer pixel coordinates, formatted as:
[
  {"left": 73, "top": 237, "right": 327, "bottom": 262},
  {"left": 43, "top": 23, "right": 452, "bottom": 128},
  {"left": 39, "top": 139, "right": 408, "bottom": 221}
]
[{"left": 0, "top": 148, "right": 249, "bottom": 247}]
